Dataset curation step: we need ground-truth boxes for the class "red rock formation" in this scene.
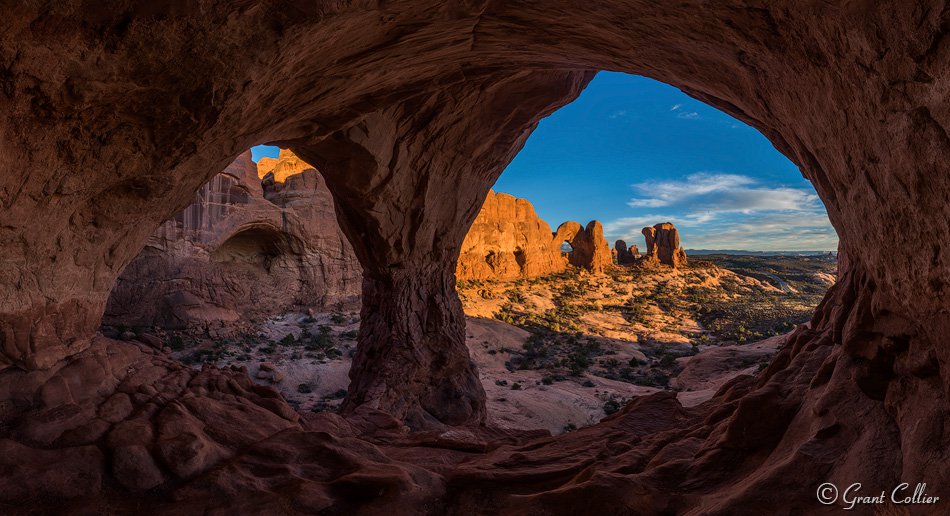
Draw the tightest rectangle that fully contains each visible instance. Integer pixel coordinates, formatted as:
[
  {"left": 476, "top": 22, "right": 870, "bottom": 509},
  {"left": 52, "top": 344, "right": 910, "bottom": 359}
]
[
  {"left": 615, "top": 239, "right": 640, "bottom": 264},
  {"left": 257, "top": 148, "right": 313, "bottom": 183},
  {"left": 641, "top": 222, "right": 688, "bottom": 268},
  {"left": 457, "top": 191, "right": 612, "bottom": 280},
  {"left": 553, "top": 220, "right": 613, "bottom": 273},
  {"left": 103, "top": 151, "right": 360, "bottom": 329},
  {"left": 457, "top": 191, "right": 568, "bottom": 280},
  {"left": 0, "top": 2, "right": 948, "bottom": 513}
]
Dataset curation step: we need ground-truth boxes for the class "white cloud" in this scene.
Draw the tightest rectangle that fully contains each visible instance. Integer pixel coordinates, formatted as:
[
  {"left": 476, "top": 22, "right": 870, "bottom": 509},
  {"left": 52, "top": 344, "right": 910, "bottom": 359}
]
[
  {"left": 677, "top": 111, "right": 701, "bottom": 120},
  {"left": 605, "top": 173, "right": 837, "bottom": 251},
  {"left": 608, "top": 110, "right": 628, "bottom": 119},
  {"left": 626, "top": 173, "right": 818, "bottom": 213},
  {"left": 627, "top": 173, "right": 754, "bottom": 208},
  {"left": 670, "top": 104, "right": 682, "bottom": 111}
]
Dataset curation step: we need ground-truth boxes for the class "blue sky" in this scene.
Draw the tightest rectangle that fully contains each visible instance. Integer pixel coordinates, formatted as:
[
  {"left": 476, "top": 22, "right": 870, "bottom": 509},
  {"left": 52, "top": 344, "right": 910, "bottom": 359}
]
[
  {"left": 495, "top": 72, "right": 837, "bottom": 251},
  {"left": 253, "top": 72, "right": 838, "bottom": 251}
]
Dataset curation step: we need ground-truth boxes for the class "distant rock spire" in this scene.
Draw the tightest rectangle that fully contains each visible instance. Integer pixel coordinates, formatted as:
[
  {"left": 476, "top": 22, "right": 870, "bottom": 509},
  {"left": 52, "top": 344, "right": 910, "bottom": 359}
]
[{"left": 641, "top": 222, "right": 688, "bottom": 268}]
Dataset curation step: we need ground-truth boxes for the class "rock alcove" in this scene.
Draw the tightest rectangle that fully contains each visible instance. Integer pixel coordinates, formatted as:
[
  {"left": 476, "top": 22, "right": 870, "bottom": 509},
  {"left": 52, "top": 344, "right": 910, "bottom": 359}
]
[{"left": 0, "top": 2, "right": 947, "bottom": 514}]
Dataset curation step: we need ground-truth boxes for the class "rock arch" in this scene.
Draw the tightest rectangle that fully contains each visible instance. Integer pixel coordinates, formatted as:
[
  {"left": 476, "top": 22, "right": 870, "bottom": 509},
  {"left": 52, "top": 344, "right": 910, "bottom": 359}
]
[{"left": 0, "top": 1, "right": 947, "bottom": 512}]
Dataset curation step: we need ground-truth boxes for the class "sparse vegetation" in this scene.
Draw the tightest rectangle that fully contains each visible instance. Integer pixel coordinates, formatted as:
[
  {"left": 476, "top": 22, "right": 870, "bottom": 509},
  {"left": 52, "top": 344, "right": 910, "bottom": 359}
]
[{"left": 459, "top": 254, "right": 834, "bottom": 393}]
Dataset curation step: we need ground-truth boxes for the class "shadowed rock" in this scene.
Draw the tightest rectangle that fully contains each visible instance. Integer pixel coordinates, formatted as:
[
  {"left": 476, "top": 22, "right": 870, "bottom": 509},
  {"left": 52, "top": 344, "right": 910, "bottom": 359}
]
[{"left": 615, "top": 239, "right": 640, "bottom": 264}]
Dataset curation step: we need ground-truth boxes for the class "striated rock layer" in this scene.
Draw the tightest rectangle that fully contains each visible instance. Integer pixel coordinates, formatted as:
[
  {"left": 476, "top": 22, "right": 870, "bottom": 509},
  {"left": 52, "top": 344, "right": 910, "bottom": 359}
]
[
  {"left": 457, "top": 190, "right": 611, "bottom": 280},
  {"left": 0, "top": 1, "right": 948, "bottom": 514},
  {"left": 110, "top": 175, "right": 609, "bottom": 331},
  {"left": 103, "top": 150, "right": 361, "bottom": 329}
]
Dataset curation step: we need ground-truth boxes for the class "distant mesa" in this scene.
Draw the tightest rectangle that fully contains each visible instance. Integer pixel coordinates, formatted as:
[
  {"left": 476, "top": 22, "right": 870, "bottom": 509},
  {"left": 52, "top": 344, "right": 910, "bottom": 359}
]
[
  {"left": 456, "top": 191, "right": 611, "bottom": 280},
  {"left": 640, "top": 222, "right": 688, "bottom": 268}
]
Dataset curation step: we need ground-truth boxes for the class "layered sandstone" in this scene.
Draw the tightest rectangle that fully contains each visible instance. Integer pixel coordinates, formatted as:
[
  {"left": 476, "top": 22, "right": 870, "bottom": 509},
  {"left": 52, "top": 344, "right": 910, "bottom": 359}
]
[
  {"left": 641, "top": 222, "right": 688, "bottom": 268},
  {"left": 554, "top": 220, "right": 613, "bottom": 273},
  {"left": 104, "top": 150, "right": 360, "bottom": 329},
  {"left": 457, "top": 191, "right": 612, "bottom": 280},
  {"left": 110, "top": 177, "right": 610, "bottom": 331}
]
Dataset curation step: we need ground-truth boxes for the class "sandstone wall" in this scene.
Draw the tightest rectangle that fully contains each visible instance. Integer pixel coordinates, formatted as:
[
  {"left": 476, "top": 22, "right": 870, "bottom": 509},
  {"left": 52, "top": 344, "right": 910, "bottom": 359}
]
[
  {"left": 456, "top": 191, "right": 612, "bottom": 280},
  {"left": 103, "top": 151, "right": 361, "bottom": 329}
]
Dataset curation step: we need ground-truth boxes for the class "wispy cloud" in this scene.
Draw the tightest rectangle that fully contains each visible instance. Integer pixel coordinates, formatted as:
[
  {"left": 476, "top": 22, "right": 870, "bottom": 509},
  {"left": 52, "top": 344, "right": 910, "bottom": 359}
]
[
  {"left": 605, "top": 173, "right": 837, "bottom": 251},
  {"left": 670, "top": 104, "right": 682, "bottom": 111},
  {"left": 608, "top": 110, "right": 628, "bottom": 119},
  {"left": 676, "top": 111, "right": 701, "bottom": 120},
  {"left": 626, "top": 173, "right": 818, "bottom": 212}
]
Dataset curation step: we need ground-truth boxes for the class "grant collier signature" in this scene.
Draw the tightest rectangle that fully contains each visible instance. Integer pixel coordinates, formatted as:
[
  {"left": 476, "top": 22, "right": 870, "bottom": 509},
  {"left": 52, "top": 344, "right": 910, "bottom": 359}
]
[{"left": 817, "top": 482, "right": 940, "bottom": 510}]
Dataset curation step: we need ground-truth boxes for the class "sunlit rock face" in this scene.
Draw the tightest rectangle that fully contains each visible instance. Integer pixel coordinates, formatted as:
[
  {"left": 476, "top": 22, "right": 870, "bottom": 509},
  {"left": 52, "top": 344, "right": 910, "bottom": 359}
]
[
  {"left": 257, "top": 148, "right": 313, "bottom": 183},
  {"left": 103, "top": 150, "right": 360, "bottom": 329},
  {"left": 458, "top": 191, "right": 612, "bottom": 280},
  {"left": 642, "top": 222, "right": 688, "bottom": 268},
  {"left": 0, "top": 1, "right": 948, "bottom": 514}
]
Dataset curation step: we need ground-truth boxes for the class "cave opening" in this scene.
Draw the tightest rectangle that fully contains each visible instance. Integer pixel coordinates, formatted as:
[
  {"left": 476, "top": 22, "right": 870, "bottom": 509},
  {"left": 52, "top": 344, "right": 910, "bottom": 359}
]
[
  {"left": 102, "top": 72, "right": 840, "bottom": 437},
  {"left": 2, "top": 5, "right": 945, "bottom": 513},
  {"left": 453, "top": 71, "right": 840, "bottom": 431}
]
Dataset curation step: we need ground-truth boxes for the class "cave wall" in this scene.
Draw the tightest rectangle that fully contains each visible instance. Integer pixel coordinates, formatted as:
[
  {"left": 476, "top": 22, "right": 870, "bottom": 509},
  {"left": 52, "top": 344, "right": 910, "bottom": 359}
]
[
  {"left": 103, "top": 150, "right": 360, "bottom": 330},
  {"left": 0, "top": 1, "right": 948, "bottom": 511}
]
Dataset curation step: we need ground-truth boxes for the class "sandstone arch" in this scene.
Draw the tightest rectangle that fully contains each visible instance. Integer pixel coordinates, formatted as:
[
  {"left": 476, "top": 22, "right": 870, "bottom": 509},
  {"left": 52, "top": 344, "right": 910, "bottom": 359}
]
[{"left": 0, "top": 1, "right": 947, "bottom": 512}]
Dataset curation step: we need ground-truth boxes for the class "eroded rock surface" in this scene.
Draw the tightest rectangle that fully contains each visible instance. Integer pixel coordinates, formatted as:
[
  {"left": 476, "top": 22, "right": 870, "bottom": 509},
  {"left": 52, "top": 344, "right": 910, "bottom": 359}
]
[
  {"left": 457, "top": 191, "right": 570, "bottom": 280},
  {"left": 257, "top": 148, "right": 313, "bottom": 183},
  {"left": 642, "top": 222, "right": 689, "bottom": 268},
  {"left": 553, "top": 220, "right": 614, "bottom": 274},
  {"left": 103, "top": 151, "right": 361, "bottom": 330}
]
